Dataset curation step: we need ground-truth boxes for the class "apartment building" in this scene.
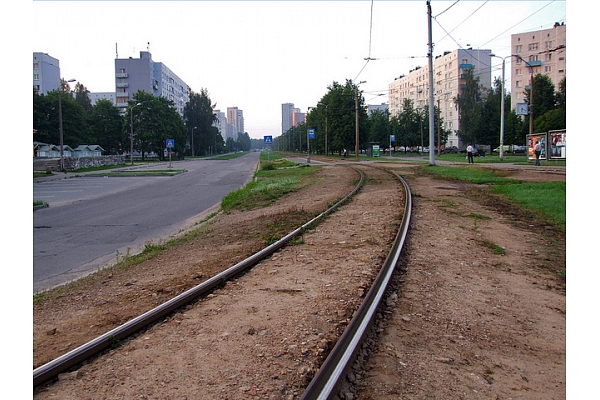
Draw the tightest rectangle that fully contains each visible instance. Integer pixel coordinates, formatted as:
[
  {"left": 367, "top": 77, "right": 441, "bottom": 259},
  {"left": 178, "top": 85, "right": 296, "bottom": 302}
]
[
  {"left": 33, "top": 52, "right": 61, "bottom": 95},
  {"left": 292, "top": 108, "right": 305, "bottom": 127},
  {"left": 213, "top": 109, "right": 229, "bottom": 140},
  {"left": 281, "top": 103, "right": 295, "bottom": 134},
  {"left": 227, "top": 107, "right": 245, "bottom": 138},
  {"left": 114, "top": 51, "right": 190, "bottom": 116},
  {"left": 389, "top": 48, "right": 492, "bottom": 148},
  {"left": 510, "top": 22, "right": 566, "bottom": 114}
]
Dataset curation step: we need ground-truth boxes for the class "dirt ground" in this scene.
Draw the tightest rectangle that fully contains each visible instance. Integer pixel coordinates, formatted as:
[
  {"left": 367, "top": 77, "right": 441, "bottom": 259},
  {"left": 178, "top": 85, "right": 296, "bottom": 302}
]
[{"left": 33, "top": 158, "right": 566, "bottom": 399}]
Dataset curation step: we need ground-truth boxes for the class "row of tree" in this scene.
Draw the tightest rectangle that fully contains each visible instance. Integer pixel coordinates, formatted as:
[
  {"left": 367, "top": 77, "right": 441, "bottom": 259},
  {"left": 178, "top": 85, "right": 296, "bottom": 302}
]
[
  {"left": 33, "top": 81, "right": 253, "bottom": 159},
  {"left": 274, "top": 70, "right": 565, "bottom": 155}
]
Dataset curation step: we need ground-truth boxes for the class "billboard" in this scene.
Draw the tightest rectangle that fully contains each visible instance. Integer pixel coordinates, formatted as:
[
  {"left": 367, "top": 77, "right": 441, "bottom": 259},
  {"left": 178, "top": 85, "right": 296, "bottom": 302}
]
[
  {"left": 527, "top": 133, "right": 547, "bottom": 162},
  {"left": 549, "top": 129, "right": 566, "bottom": 160}
]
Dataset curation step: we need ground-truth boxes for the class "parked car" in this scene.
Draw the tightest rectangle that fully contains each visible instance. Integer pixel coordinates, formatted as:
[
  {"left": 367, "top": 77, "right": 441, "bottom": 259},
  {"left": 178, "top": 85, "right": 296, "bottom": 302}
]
[
  {"left": 442, "top": 146, "right": 459, "bottom": 154},
  {"left": 460, "top": 145, "right": 486, "bottom": 156}
]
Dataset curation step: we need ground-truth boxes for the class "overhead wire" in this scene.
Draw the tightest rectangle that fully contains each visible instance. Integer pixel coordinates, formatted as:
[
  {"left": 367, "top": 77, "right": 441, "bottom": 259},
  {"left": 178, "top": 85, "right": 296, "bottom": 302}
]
[{"left": 354, "top": 0, "right": 375, "bottom": 82}]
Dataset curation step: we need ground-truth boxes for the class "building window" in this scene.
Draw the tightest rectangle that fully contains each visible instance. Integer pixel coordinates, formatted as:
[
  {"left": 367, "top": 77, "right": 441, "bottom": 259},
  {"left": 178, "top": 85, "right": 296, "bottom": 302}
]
[
  {"left": 33, "top": 74, "right": 40, "bottom": 80},
  {"left": 545, "top": 66, "right": 552, "bottom": 73},
  {"left": 545, "top": 40, "right": 553, "bottom": 49},
  {"left": 515, "top": 45, "right": 522, "bottom": 53},
  {"left": 528, "top": 43, "right": 539, "bottom": 51}
]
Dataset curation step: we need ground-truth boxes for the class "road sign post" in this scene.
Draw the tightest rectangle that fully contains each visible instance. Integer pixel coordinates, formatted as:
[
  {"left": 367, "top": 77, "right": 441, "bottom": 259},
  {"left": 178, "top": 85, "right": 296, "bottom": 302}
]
[
  {"left": 307, "top": 128, "right": 315, "bottom": 164},
  {"left": 166, "top": 139, "right": 174, "bottom": 168},
  {"left": 264, "top": 136, "right": 272, "bottom": 161}
]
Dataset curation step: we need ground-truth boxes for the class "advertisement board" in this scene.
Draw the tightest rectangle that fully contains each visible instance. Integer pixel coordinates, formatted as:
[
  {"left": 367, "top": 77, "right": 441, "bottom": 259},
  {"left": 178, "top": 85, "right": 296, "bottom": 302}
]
[
  {"left": 548, "top": 129, "right": 566, "bottom": 160},
  {"left": 527, "top": 133, "right": 547, "bottom": 162}
]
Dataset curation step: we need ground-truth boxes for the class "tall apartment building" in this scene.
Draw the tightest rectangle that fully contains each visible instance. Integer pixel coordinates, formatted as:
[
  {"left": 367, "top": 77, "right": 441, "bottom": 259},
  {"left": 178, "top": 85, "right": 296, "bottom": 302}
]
[
  {"left": 114, "top": 51, "right": 190, "bottom": 116},
  {"left": 510, "top": 23, "right": 566, "bottom": 115},
  {"left": 33, "top": 52, "right": 61, "bottom": 95},
  {"left": 389, "top": 48, "right": 492, "bottom": 148},
  {"left": 227, "top": 107, "right": 245, "bottom": 138},
  {"left": 281, "top": 103, "right": 294, "bottom": 134},
  {"left": 213, "top": 109, "right": 229, "bottom": 140}
]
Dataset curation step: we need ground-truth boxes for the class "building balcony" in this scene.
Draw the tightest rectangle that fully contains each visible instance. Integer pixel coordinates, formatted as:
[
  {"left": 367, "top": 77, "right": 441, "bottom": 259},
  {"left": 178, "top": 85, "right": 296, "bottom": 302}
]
[
  {"left": 116, "top": 82, "right": 129, "bottom": 88},
  {"left": 115, "top": 72, "right": 128, "bottom": 78}
]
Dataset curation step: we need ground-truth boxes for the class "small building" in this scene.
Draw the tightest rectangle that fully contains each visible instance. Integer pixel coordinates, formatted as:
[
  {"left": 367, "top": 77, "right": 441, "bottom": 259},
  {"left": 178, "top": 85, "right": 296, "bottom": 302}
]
[
  {"left": 35, "top": 143, "right": 74, "bottom": 158},
  {"left": 73, "top": 145, "right": 105, "bottom": 157}
]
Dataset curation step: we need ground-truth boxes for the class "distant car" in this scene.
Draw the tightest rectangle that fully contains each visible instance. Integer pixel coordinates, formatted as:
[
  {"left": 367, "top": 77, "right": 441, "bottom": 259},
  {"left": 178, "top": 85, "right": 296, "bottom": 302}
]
[
  {"left": 460, "top": 146, "right": 485, "bottom": 156},
  {"left": 443, "top": 146, "right": 458, "bottom": 154}
]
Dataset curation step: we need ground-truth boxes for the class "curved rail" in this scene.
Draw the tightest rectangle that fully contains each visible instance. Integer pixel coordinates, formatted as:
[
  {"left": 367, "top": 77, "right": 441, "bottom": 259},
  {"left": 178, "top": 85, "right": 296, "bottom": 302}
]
[
  {"left": 33, "top": 167, "right": 365, "bottom": 388},
  {"left": 300, "top": 169, "right": 412, "bottom": 400}
]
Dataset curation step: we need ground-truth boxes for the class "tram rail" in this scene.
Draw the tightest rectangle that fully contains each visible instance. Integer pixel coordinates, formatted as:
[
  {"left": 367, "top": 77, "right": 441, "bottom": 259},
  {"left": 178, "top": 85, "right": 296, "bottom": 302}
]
[{"left": 34, "top": 166, "right": 413, "bottom": 400}]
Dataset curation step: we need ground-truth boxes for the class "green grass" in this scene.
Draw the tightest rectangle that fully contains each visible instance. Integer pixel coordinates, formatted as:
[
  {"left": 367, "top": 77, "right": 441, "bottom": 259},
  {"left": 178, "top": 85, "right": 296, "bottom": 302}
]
[
  {"left": 491, "top": 181, "right": 566, "bottom": 229},
  {"left": 421, "top": 165, "right": 566, "bottom": 230},
  {"left": 221, "top": 165, "right": 317, "bottom": 211},
  {"left": 421, "top": 165, "right": 517, "bottom": 185}
]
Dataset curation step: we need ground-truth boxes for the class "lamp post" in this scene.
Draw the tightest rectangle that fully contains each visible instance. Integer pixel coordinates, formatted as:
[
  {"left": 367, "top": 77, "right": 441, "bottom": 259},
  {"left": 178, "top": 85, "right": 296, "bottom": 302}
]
[
  {"left": 317, "top": 102, "right": 329, "bottom": 156},
  {"left": 490, "top": 54, "right": 508, "bottom": 161},
  {"left": 58, "top": 78, "right": 76, "bottom": 171},
  {"left": 355, "top": 81, "right": 366, "bottom": 158},
  {"left": 192, "top": 126, "right": 197, "bottom": 157},
  {"left": 130, "top": 102, "right": 142, "bottom": 165}
]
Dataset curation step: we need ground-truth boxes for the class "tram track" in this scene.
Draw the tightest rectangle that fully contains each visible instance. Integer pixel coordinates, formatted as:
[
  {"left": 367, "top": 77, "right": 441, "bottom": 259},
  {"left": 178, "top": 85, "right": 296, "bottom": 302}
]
[{"left": 34, "top": 164, "right": 412, "bottom": 399}]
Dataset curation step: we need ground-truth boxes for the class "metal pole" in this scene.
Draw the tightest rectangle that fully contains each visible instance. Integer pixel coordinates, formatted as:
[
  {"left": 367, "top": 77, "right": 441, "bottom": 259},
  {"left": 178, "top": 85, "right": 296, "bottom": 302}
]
[
  {"left": 58, "top": 90, "right": 64, "bottom": 171},
  {"left": 355, "top": 90, "right": 359, "bottom": 158},
  {"left": 500, "top": 58, "right": 505, "bottom": 161},
  {"left": 427, "top": 0, "right": 436, "bottom": 165}
]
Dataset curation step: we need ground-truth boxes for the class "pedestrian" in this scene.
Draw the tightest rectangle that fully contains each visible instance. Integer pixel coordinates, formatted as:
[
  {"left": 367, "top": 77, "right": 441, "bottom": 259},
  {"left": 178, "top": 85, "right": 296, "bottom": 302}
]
[
  {"left": 466, "top": 143, "right": 474, "bottom": 164},
  {"left": 534, "top": 140, "right": 542, "bottom": 166},
  {"left": 343, "top": 148, "right": 348, "bottom": 158}
]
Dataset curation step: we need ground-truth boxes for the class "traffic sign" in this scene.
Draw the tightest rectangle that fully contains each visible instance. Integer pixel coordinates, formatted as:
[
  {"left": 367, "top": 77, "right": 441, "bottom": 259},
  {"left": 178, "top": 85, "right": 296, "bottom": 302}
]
[
  {"left": 264, "top": 135, "right": 273, "bottom": 144},
  {"left": 308, "top": 128, "right": 315, "bottom": 139},
  {"left": 166, "top": 139, "right": 174, "bottom": 148}
]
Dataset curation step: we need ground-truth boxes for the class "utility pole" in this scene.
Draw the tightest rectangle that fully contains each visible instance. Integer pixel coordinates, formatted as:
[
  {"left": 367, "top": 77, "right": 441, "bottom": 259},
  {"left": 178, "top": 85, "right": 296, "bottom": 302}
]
[{"left": 427, "top": 0, "right": 436, "bottom": 165}]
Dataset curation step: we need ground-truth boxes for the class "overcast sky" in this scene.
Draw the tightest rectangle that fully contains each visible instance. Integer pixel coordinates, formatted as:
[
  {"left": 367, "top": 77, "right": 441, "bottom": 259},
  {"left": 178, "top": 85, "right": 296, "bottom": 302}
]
[{"left": 32, "top": 0, "right": 565, "bottom": 139}]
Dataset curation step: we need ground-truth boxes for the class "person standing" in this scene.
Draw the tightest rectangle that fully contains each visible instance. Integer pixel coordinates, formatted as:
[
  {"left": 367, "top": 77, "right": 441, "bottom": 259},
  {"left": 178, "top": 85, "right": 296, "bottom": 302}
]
[
  {"left": 466, "top": 143, "right": 474, "bottom": 164},
  {"left": 534, "top": 140, "right": 542, "bottom": 166}
]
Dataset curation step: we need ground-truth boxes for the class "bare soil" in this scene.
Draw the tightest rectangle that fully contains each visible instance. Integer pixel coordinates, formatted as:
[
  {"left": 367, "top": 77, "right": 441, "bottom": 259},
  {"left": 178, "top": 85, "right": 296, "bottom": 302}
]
[{"left": 33, "top": 159, "right": 566, "bottom": 399}]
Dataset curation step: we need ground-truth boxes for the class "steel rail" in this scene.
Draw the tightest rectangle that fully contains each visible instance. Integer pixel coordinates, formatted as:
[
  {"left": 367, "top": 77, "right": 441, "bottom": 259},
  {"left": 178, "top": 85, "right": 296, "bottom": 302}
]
[
  {"left": 33, "top": 167, "right": 365, "bottom": 388},
  {"left": 300, "top": 169, "right": 412, "bottom": 400}
]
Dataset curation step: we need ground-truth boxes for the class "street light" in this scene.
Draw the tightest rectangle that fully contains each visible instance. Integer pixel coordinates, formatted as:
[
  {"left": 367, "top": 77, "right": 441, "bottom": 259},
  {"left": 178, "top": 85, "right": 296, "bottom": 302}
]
[
  {"left": 130, "top": 102, "right": 142, "bottom": 165},
  {"left": 489, "top": 54, "right": 508, "bottom": 161},
  {"left": 317, "top": 102, "right": 329, "bottom": 156},
  {"left": 355, "top": 81, "right": 366, "bottom": 158},
  {"left": 58, "top": 78, "right": 76, "bottom": 171},
  {"left": 192, "top": 126, "right": 197, "bottom": 157}
]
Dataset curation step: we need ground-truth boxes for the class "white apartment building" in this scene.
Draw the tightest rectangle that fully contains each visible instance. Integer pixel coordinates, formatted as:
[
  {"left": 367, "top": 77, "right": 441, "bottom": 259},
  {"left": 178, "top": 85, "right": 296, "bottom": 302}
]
[
  {"left": 281, "top": 103, "right": 294, "bottom": 134},
  {"left": 213, "top": 109, "right": 229, "bottom": 140},
  {"left": 389, "top": 48, "right": 492, "bottom": 148},
  {"left": 33, "top": 52, "right": 61, "bottom": 95},
  {"left": 510, "top": 23, "right": 566, "bottom": 115}
]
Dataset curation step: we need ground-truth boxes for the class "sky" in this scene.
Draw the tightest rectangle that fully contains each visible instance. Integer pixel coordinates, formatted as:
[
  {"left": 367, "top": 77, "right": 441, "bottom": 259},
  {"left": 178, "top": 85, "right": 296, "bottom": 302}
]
[{"left": 30, "top": 0, "right": 567, "bottom": 140}]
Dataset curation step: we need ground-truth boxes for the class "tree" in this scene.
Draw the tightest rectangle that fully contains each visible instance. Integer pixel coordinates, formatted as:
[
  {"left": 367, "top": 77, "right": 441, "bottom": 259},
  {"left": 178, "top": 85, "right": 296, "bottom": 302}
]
[
  {"left": 183, "top": 89, "right": 218, "bottom": 156},
  {"left": 454, "top": 67, "right": 483, "bottom": 145},
  {"left": 317, "top": 80, "right": 368, "bottom": 155},
  {"left": 127, "top": 91, "right": 187, "bottom": 160},
  {"left": 90, "top": 99, "right": 124, "bottom": 154},
  {"left": 74, "top": 82, "right": 93, "bottom": 115},
  {"left": 367, "top": 109, "right": 391, "bottom": 150}
]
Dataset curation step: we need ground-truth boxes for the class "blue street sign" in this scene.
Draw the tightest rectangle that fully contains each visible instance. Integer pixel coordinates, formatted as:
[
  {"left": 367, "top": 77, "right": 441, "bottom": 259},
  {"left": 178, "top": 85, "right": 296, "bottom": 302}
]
[
  {"left": 264, "top": 135, "right": 273, "bottom": 144},
  {"left": 166, "top": 139, "right": 174, "bottom": 148},
  {"left": 308, "top": 128, "right": 315, "bottom": 139},
  {"left": 390, "top": 135, "right": 395, "bottom": 142}
]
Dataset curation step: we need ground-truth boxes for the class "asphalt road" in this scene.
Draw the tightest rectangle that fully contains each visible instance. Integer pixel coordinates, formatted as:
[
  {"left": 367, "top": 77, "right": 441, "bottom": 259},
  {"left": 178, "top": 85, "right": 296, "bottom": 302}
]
[{"left": 33, "top": 153, "right": 260, "bottom": 293}]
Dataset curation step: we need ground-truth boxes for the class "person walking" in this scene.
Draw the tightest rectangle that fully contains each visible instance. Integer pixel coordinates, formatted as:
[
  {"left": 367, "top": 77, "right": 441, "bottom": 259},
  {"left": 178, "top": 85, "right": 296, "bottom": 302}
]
[
  {"left": 466, "top": 143, "right": 474, "bottom": 164},
  {"left": 534, "top": 140, "right": 542, "bottom": 166}
]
